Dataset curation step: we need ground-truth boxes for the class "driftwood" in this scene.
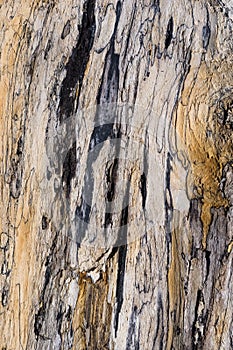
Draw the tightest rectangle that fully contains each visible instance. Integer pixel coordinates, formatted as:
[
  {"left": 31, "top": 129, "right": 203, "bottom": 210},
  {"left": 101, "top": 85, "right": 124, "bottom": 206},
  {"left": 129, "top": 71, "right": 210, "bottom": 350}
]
[{"left": 0, "top": 0, "right": 232, "bottom": 349}]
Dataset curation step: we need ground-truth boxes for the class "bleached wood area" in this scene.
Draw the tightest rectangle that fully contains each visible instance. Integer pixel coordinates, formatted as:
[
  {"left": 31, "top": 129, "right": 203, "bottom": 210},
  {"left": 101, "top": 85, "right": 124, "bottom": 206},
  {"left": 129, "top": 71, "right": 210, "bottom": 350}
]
[{"left": 0, "top": 0, "right": 232, "bottom": 349}]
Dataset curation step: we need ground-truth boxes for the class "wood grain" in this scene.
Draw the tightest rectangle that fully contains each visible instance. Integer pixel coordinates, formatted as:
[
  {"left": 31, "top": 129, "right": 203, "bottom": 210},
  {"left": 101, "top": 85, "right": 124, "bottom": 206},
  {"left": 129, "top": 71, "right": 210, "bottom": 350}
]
[{"left": 0, "top": 0, "right": 232, "bottom": 349}]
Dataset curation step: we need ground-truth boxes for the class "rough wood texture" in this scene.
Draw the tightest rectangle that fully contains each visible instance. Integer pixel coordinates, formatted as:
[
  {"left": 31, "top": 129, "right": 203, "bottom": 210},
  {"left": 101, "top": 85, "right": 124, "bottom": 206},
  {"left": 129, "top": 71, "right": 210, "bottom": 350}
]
[{"left": 0, "top": 0, "right": 232, "bottom": 349}]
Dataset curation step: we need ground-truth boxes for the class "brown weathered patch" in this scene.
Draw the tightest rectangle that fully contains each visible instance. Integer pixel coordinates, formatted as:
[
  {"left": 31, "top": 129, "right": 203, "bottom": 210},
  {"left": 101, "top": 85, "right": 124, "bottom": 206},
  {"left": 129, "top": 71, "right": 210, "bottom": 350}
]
[
  {"left": 175, "top": 61, "right": 232, "bottom": 248},
  {"left": 72, "top": 270, "right": 112, "bottom": 350},
  {"left": 167, "top": 223, "right": 184, "bottom": 349}
]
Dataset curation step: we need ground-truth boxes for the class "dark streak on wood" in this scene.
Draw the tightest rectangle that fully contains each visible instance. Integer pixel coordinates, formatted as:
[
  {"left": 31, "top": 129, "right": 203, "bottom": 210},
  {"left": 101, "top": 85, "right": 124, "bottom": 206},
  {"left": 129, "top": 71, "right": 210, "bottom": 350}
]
[
  {"left": 62, "top": 141, "right": 77, "bottom": 197},
  {"left": 205, "top": 250, "right": 211, "bottom": 281},
  {"left": 58, "top": 0, "right": 96, "bottom": 122},
  {"left": 114, "top": 244, "right": 127, "bottom": 337},
  {"left": 104, "top": 159, "right": 119, "bottom": 228},
  {"left": 140, "top": 173, "right": 147, "bottom": 210},
  {"left": 34, "top": 232, "right": 59, "bottom": 339},
  {"left": 41, "top": 215, "right": 49, "bottom": 230},
  {"left": 1, "top": 284, "right": 9, "bottom": 307},
  {"left": 164, "top": 152, "right": 173, "bottom": 264},
  {"left": 44, "top": 39, "right": 52, "bottom": 60},
  {"left": 153, "top": 292, "right": 165, "bottom": 350},
  {"left": 126, "top": 305, "right": 138, "bottom": 349},
  {"left": 192, "top": 289, "right": 205, "bottom": 349},
  {"left": 202, "top": 7, "right": 211, "bottom": 50},
  {"left": 61, "top": 20, "right": 71, "bottom": 40},
  {"left": 165, "top": 17, "right": 174, "bottom": 50},
  {"left": 88, "top": 124, "right": 115, "bottom": 151},
  {"left": 96, "top": 1, "right": 121, "bottom": 105},
  {"left": 114, "top": 178, "right": 130, "bottom": 336}
]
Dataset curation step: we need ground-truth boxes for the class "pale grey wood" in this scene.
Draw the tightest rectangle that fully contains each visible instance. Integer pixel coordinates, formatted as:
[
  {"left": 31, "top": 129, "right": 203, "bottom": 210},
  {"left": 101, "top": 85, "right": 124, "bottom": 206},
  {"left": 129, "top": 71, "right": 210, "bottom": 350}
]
[{"left": 0, "top": 0, "right": 232, "bottom": 349}]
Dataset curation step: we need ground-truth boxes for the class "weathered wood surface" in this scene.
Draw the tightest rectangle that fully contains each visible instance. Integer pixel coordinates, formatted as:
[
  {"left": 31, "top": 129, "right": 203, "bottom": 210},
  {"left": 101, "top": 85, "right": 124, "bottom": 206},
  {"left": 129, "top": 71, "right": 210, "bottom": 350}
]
[{"left": 0, "top": 0, "right": 232, "bottom": 349}]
